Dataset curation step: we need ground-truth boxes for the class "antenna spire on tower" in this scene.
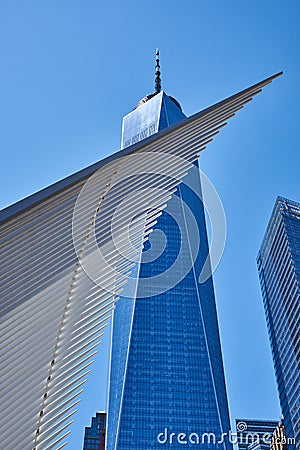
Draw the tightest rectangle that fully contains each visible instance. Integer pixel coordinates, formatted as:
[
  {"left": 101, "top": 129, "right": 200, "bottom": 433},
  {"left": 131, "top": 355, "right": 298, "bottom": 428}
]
[{"left": 155, "top": 48, "right": 161, "bottom": 93}]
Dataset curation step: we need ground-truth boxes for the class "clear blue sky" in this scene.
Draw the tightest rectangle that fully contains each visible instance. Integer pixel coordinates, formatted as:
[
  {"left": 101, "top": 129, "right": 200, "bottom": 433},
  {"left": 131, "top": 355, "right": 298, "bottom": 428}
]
[{"left": 1, "top": 1, "right": 299, "bottom": 448}]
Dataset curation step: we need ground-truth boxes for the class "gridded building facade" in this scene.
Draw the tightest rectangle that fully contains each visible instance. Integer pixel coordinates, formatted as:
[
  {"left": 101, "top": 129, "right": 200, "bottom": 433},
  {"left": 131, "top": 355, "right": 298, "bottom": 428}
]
[
  {"left": 107, "top": 91, "right": 232, "bottom": 449},
  {"left": 270, "top": 421, "right": 288, "bottom": 450},
  {"left": 83, "top": 412, "right": 106, "bottom": 450},
  {"left": 257, "top": 197, "right": 300, "bottom": 449},
  {"left": 236, "top": 419, "right": 278, "bottom": 450}
]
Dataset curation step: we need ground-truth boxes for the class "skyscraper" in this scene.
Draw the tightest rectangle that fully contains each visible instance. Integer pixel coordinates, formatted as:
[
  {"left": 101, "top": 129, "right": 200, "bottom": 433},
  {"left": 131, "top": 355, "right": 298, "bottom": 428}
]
[
  {"left": 108, "top": 89, "right": 232, "bottom": 449},
  {"left": 235, "top": 418, "right": 278, "bottom": 450},
  {"left": 106, "top": 56, "right": 281, "bottom": 449},
  {"left": 270, "top": 421, "right": 288, "bottom": 450},
  {"left": 83, "top": 412, "right": 106, "bottom": 450},
  {"left": 257, "top": 196, "right": 300, "bottom": 449}
]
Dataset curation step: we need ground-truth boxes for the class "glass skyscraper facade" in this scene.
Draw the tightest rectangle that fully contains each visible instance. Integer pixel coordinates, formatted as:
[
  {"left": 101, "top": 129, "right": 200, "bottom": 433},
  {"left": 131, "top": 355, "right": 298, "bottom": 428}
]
[
  {"left": 235, "top": 418, "right": 278, "bottom": 450},
  {"left": 270, "top": 421, "right": 289, "bottom": 450},
  {"left": 83, "top": 412, "right": 106, "bottom": 450},
  {"left": 257, "top": 196, "right": 300, "bottom": 449},
  {"left": 107, "top": 90, "right": 232, "bottom": 449}
]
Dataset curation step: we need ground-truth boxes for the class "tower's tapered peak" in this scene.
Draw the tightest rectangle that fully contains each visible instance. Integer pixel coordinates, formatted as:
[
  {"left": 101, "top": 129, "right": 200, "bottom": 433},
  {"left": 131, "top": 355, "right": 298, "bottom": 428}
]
[
  {"left": 135, "top": 49, "right": 182, "bottom": 111},
  {"left": 155, "top": 48, "right": 161, "bottom": 93}
]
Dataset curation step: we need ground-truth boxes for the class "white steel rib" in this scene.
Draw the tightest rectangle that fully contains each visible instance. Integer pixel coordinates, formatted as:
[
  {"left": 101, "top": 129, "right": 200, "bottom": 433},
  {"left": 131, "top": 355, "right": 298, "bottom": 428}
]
[{"left": 0, "top": 72, "right": 282, "bottom": 449}]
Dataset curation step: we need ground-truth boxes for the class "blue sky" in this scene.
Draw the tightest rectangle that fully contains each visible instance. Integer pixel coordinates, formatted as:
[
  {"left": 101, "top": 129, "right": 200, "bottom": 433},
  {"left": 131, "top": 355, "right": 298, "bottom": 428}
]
[{"left": 1, "top": 1, "right": 299, "bottom": 448}]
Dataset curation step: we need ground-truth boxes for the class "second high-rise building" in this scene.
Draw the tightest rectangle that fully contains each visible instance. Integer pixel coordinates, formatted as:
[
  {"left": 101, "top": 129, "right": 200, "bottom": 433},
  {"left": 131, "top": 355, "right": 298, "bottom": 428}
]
[{"left": 257, "top": 196, "right": 300, "bottom": 450}]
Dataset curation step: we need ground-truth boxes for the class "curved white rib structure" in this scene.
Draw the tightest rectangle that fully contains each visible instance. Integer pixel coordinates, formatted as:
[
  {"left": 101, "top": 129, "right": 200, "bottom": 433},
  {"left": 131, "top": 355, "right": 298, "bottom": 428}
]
[{"left": 0, "top": 72, "right": 281, "bottom": 449}]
